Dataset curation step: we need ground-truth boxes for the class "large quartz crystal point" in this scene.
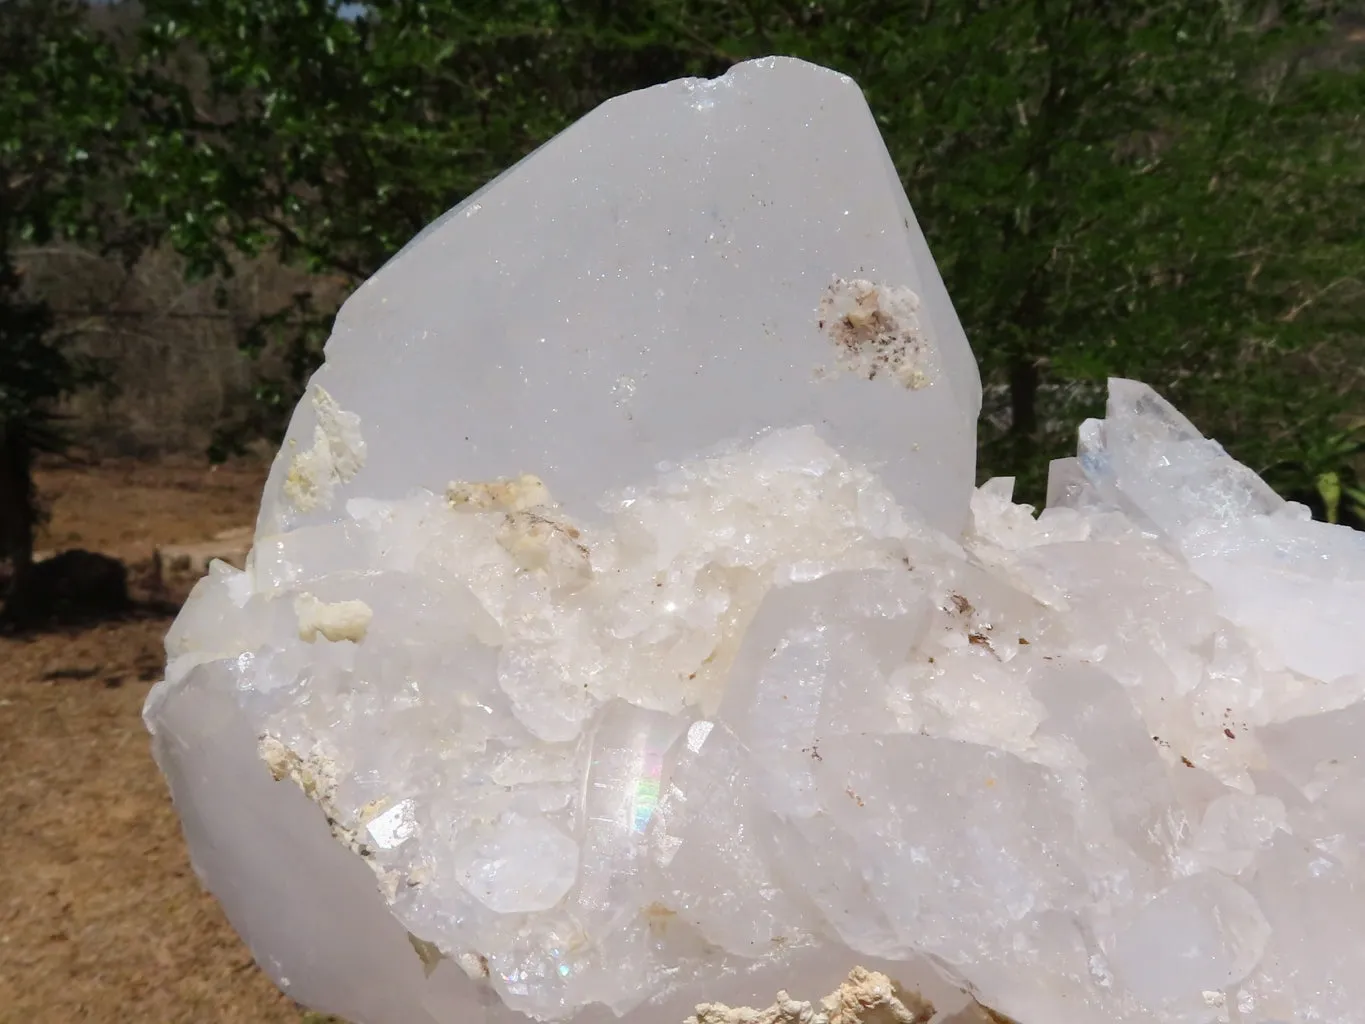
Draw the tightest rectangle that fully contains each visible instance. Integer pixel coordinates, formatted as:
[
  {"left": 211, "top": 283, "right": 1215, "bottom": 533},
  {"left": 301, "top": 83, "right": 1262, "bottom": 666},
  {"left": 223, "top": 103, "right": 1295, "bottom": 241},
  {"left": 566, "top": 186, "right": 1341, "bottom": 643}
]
[{"left": 256, "top": 55, "right": 980, "bottom": 541}]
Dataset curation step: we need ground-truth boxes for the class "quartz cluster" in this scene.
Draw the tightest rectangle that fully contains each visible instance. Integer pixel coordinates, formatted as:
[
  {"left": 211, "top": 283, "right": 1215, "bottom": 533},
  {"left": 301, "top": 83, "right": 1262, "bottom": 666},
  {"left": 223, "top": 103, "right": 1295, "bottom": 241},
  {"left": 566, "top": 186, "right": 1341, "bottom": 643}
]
[{"left": 146, "top": 57, "right": 1365, "bottom": 1024}]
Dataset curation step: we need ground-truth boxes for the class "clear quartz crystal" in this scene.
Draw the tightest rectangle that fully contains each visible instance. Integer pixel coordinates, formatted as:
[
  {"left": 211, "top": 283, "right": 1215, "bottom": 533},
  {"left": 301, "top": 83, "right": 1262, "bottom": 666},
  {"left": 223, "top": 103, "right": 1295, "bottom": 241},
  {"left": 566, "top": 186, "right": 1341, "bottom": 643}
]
[{"left": 146, "top": 57, "right": 1365, "bottom": 1024}]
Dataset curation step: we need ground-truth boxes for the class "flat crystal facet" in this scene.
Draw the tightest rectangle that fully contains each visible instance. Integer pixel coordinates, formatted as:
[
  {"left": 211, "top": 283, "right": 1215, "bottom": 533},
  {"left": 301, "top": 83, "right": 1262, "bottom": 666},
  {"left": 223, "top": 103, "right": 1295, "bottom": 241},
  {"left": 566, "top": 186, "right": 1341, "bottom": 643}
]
[
  {"left": 256, "top": 56, "right": 981, "bottom": 542},
  {"left": 147, "top": 57, "right": 1365, "bottom": 1024}
]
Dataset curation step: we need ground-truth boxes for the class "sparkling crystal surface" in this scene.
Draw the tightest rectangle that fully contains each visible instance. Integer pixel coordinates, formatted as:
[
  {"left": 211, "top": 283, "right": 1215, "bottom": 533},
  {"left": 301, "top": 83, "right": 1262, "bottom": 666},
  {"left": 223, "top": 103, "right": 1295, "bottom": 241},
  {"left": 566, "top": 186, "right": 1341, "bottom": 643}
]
[{"left": 147, "top": 57, "right": 1365, "bottom": 1024}]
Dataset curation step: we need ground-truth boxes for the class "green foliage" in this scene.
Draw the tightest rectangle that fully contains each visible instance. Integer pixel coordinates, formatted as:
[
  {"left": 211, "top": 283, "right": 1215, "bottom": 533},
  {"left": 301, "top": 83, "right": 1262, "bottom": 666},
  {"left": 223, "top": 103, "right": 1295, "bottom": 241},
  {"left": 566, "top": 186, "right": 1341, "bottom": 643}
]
[
  {"left": 1261, "top": 422, "right": 1365, "bottom": 525},
  {"left": 2, "top": 1, "right": 133, "bottom": 250},
  {"left": 133, "top": 0, "right": 714, "bottom": 282}
]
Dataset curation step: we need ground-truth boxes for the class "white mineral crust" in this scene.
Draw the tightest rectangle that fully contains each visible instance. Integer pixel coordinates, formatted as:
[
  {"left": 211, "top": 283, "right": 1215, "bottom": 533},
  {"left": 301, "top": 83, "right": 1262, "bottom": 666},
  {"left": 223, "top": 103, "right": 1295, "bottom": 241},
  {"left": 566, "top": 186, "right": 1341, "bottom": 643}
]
[{"left": 146, "top": 57, "right": 1365, "bottom": 1024}]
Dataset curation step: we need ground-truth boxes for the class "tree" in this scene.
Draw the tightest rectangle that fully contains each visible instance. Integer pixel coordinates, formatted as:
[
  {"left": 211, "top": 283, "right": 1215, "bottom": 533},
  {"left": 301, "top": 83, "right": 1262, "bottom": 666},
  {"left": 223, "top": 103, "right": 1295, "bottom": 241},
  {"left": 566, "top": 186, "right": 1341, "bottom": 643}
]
[
  {"left": 0, "top": 0, "right": 135, "bottom": 617},
  {"left": 0, "top": 264, "right": 55, "bottom": 600},
  {"left": 131, "top": 0, "right": 1364, "bottom": 503}
]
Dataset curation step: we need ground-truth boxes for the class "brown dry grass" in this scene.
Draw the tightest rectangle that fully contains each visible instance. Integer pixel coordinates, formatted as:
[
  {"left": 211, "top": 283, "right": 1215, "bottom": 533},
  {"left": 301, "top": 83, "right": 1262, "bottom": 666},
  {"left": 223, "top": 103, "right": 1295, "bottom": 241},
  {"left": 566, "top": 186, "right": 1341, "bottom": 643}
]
[
  {"left": 29, "top": 455, "right": 268, "bottom": 561},
  {"left": 0, "top": 455, "right": 338, "bottom": 1023}
]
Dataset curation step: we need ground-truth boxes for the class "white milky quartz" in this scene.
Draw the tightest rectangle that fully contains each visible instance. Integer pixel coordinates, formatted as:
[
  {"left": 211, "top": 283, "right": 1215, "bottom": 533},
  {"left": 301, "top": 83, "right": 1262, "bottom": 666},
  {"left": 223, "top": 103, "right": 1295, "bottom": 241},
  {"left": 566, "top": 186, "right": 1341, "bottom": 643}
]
[{"left": 145, "top": 57, "right": 1365, "bottom": 1024}]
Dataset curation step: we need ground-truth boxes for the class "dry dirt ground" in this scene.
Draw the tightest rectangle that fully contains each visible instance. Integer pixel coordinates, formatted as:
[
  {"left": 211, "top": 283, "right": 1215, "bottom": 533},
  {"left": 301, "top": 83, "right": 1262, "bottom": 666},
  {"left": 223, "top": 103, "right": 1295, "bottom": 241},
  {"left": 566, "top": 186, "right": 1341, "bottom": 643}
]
[{"left": 0, "top": 456, "right": 338, "bottom": 1023}]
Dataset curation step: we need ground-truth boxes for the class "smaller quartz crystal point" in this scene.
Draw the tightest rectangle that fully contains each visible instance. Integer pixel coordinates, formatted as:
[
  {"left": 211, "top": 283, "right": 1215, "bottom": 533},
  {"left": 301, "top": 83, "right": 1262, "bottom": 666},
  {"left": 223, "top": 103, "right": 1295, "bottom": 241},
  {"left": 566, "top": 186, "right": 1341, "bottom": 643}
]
[
  {"left": 148, "top": 57, "right": 1365, "bottom": 1024},
  {"left": 1074, "top": 379, "right": 1365, "bottom": 683}
]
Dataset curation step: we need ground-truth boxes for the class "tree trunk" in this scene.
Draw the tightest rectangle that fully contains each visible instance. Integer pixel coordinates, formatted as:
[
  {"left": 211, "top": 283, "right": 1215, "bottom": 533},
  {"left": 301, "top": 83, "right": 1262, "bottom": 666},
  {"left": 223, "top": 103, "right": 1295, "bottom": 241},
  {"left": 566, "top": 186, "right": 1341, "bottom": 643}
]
[
  {"left": 1008, "top": 353, "right": 1040, "bottom": 458},
  {"left": 0, "top": 420, "right": 37, "bottom": 616}
]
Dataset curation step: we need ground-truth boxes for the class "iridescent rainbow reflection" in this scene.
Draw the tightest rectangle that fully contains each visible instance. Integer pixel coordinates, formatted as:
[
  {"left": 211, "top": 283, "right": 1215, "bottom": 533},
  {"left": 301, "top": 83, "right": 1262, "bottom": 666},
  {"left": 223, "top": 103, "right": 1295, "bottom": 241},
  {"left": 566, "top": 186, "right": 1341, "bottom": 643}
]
[{"left": 630, "top": 750, "right": 665, "bottom": 834}]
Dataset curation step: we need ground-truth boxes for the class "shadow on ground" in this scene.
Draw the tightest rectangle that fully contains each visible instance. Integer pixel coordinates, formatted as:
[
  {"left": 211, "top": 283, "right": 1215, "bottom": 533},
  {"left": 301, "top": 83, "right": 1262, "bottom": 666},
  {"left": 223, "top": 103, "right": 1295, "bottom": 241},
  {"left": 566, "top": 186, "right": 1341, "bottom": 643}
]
[
  {"left": 0, "top": 548, "right": 184, "bottom": 651},
  {"left": 0, "top": 455, "right": 326, "bottom": 1023}
]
